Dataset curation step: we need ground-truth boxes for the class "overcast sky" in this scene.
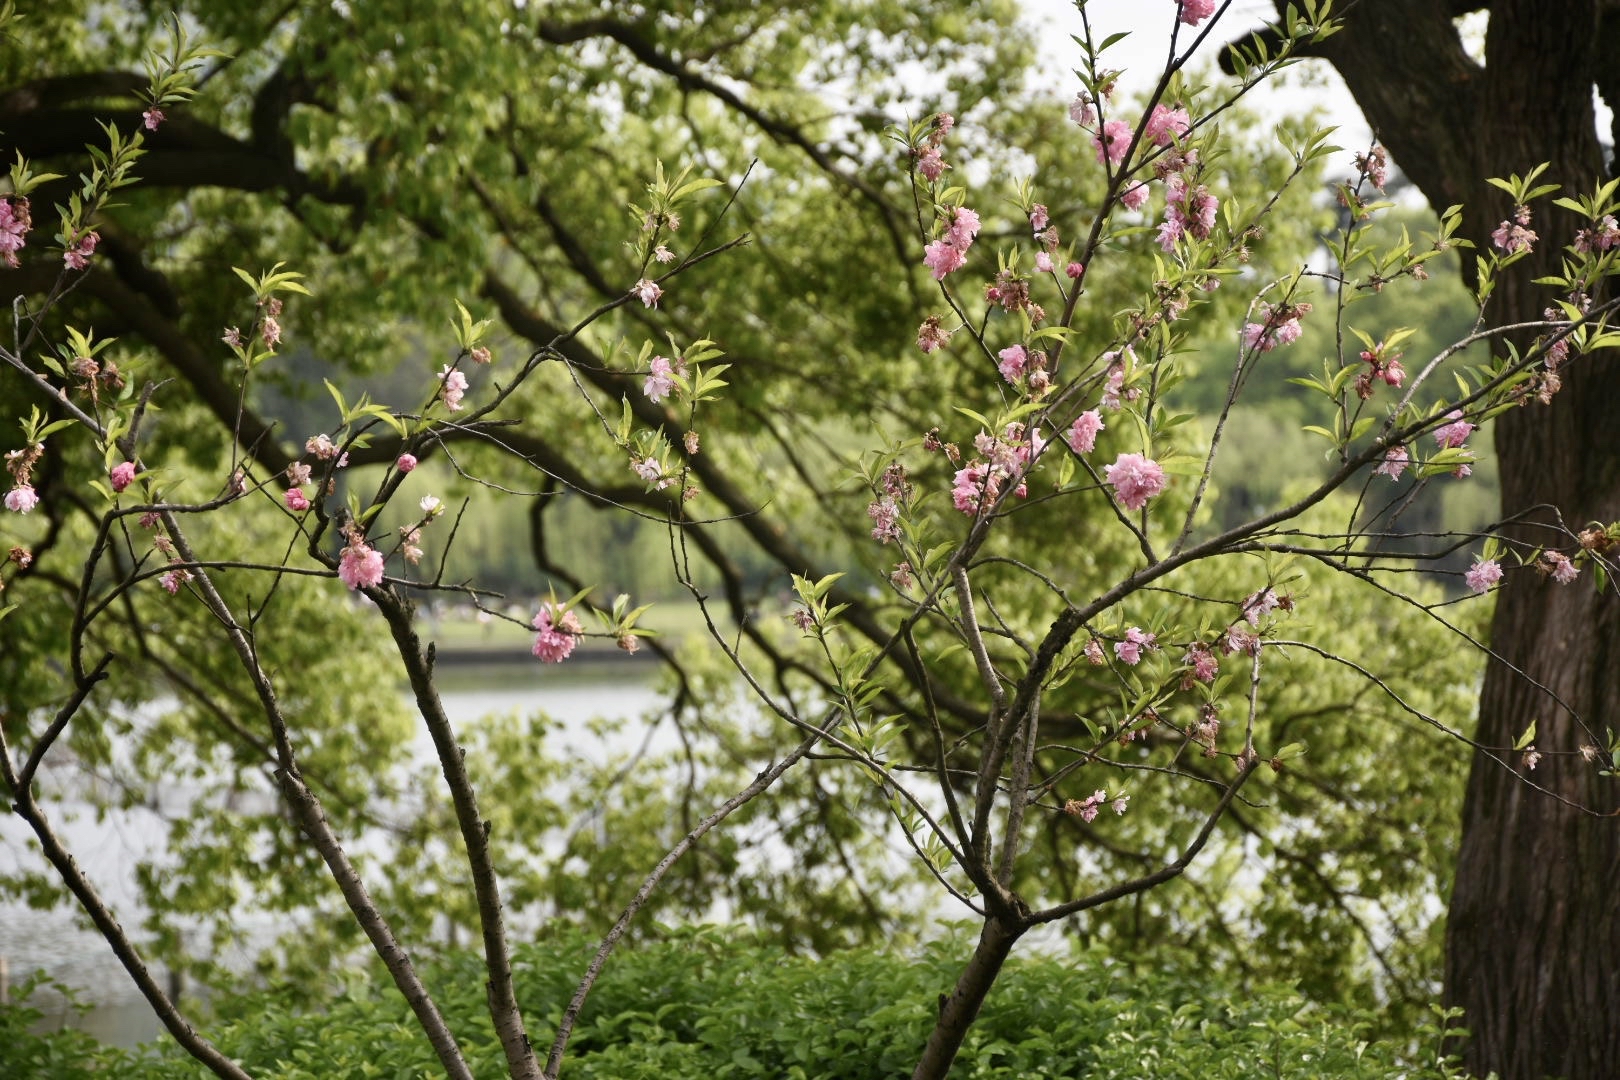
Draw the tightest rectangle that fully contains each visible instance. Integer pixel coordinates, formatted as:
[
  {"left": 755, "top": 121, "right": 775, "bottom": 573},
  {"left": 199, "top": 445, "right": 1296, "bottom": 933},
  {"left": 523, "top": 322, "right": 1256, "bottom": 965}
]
[{"left": 1023, "top": 0, "right": 1375, "bottom": 151}]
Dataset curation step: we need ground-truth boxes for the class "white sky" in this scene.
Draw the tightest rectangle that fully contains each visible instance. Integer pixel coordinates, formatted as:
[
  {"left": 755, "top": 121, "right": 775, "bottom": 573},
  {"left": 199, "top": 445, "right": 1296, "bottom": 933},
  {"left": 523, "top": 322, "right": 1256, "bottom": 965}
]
[{"left": 1024, "top": 0, "right": 1375, "bottom": 151}]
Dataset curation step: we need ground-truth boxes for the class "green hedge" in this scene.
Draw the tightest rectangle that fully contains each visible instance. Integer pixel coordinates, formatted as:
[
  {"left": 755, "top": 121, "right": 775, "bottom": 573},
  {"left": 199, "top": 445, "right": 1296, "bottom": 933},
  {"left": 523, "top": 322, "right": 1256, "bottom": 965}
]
[{"left": 1, "top": 929, "right": 1459, "bottom": 1078}]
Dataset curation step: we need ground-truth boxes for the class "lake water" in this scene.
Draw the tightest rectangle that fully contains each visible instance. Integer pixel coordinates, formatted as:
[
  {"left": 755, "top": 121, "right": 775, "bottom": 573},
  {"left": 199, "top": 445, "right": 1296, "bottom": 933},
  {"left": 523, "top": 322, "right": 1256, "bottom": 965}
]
[{"left": 0, "top": 656, "right": 666, "bottom": 1048}]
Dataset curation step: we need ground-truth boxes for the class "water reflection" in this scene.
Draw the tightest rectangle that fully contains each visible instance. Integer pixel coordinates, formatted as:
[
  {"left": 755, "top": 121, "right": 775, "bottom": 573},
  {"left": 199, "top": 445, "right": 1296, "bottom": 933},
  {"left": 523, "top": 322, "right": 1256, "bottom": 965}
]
[{"left": 0, "top": 658, "right": 664, "bottom": 1048}]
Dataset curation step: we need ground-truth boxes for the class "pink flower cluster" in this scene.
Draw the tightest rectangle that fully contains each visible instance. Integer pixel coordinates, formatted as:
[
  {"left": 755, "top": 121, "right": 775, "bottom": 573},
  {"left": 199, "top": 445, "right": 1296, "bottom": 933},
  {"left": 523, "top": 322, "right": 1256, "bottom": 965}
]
[
  {"left": 1465, "top": 557, "right": 1502, "bottom": 594},
  {"left": 1242, "top": 301, "right": 1310, "bottom": 352},
  {"left": 532, "top": 603, "right": 584, "bottom": 663},
  {"left": 923, "top": 206, "right": 981, "bottom": 280},
  {"left": 1491, "top": 205, "right": 1536, "bottom": 254},
  {"left": 631, "top": 278, "right": 663, "bottom": 307},
  {"left": 63, "top": 231, "right": 99, "bottom": 270},
  {"left": 338, "top": 536, "right": 385, "bottom": 590},
  {"left": 1178, "top": 0, "right": 1218, "bottom": 27},
  {"left": 1574, "top": 214, "right": 1620, "bottom": 254},
  {"left": 1114, "top": 626, "right": 1157, "bottom": 665},
  {"left": 1065, "top": 410, "right": 1105, "bottom": 455},
  {"left": 1374, "top": 445, "right": 1409, "bottom": 481},
  {"left": 915, "top": 113, "right": 954, "bottom": 183},
  {"left": 867, "top": 463, "right": 912, "bottom": 543},
  {"left": 644, "top": 354, "right": 686, "bottom": 402},
  {"left": 951, "top": 424, "right": 1040, "bottom": 515},
  {"left": 1093, "top": 120, "right": 1134, "bottom": 168},
  {"left": 1104, "top": 452, "right": 1166, "bottom": 511},
  {"left": 109, "top": 461, "right": 136, "bottom": 493},
  {"left": 1432, "top": 410, "right": 1475, "bottom": 450},
  {"left": 5, "top": 443, "right": 43, "bottom": 513},
  {"left": 440, "top": 366, "right": 468, "bottom": 411},
  {"left": 1066, "top": 789, "right": 1129, "bottom": 823},
  {"left": 1354, "top": 145, "right": 1388, "bottom": 191},
  {"left": 1144, "top": 104, "right": 1191, "bottom": 148},
  {"left": 0, "top": 197, "right": 30, "bottom": 268},
  {"left": 1158, "top": 174, "right": 1218, "bottom": 251},
  {"left": 916, "top": 315, "right": 950, "bottom": 354},
  {"left": 1356, "top": 340, "right": 1406, "bottom": 397},
  {"left": 1541, "top": 550, "right": 1579, "bottom": 584}
]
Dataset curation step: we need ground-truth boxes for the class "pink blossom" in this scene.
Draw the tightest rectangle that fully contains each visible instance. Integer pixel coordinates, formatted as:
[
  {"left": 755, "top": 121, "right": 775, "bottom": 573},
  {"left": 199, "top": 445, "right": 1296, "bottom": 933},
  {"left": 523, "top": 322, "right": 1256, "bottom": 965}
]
[
  {"left": 306, "top": 433, "right": 338, "bottom": 459},
  {"left": 1242, "top": 302, "right": 1308, "bottom": 352},
  {"left": 286, "top": 461, "right": 313, "bottom": 486},
  {"left": 1120, "top": 182, "right": 1151, "bottom": 211},
  {"left": 1034, "top": 251, "right": 1054, "bottom": 273},
  {"left": 5, "top": 484, "right": 38, "bottom": 513},
  {"left": 1093, "top": 119, "right": 1134, "bottom": 167},
  {"left": 1542, "top": 551, "right": 1579, "bottom": 584},
  {"left": 1114, "top": 626, "right": 1157, "bottom": 665},
  {"left": 1068, "top": 94, "right": 1097, "bottom": 128},
  {"left": 951, "top": 462, "right": 994, "bottom": 514},
  {"left": 868, "top": 496, "right": 901, "bottom": 543},
  {"left": 1354, "top": 145, "right": 1388, "bottom": 191},
  {"left": 1491, "top": 207, "right": 1536, "bottom": 254},
  {"left": 159, "top": 565, "right": 191, "bottom": 594},
  {"left": 1029, "top": 204, "right": 1049, "bottom": 233},
  {"left": 923, "top": 239, "right": 967, "bottom": 280},
  {"left": 338, "top": 541, "right": 385, "bottom": 590},
  {"left": 1465, "top": 557, "right": 1503, "bottom": 595},
  {"left": 0, "top": 197, "right": 28, "bottom": 268},
  {"left": 632, "top": 278, "right": 663, "bottom": 307},
  {"left": 440, "top": 366, "right": 468, "bottom": 412},
  {"left": 1105, "top": 452, "right": 1166, "bottom": 511},
  {"left": 644, "top": 355, "right": 680, "bottom": 402},
  {"left": 532, "top": 604, "right": 584, "bottom": 663},
  {"left": 917, "top": 316, "right": 949, "bottom": 353},
  {"left": 260, "top": 315, "right": 282, "bottom": 349},
  {"left": 1374, "top": 445, "right": 1409, "bottom": 480},
  {"left": 143, "top": 106, "right": 165, "bottom": 130},
  {"left": 222, "top": 326, "right": 243, "bottom": 349},
  {"left": 917, "top": 146, "right": 947, "bottom": 182},
  {"left": 1185, "top": 644, "right": 1219, "bottom": 683},
  {"left": 396, "top": 453, "right": 418, "bottom": 473},
  {"left": 109, "top": 462, "right": 136, "bottom": 493},
  {"left": 1066, "top": 261, "right": 1085, "bottom": 279},
  {"left": 632, "top": 457, "right": 673, "bottom": 489},
  {"left": 945, "top": 207, "right": 981, "bottom": 249},
  {"left": 1111, "top": 794, "right": 1130, "bottom": 815},
  {"left": 1574, "top": 214, "right": 1620, "bottom": 254},
  {"left": 63, "top": 231, "right": 99, "bottom": 270},
  {"left": 1178, "top": 0, "right": 1218, "bottom": 26},
  {"left": 1433, "top": 410, "right": 1475, "bottom": 450},
  {"left": 997, "top": 344, "right": 1028, "bottom": 383},
  {"left": 1143, "top": 104, "right": 1191, "bottom": 147},
  {"left": 1065, "top": 410, "right": 1105, "bottom": 454},
  {"left": 1241, "top": 587, "right": 1279, "bottom": 626},
  {"left": 284, "top": 487, "right": 310, "bottom": 512}
]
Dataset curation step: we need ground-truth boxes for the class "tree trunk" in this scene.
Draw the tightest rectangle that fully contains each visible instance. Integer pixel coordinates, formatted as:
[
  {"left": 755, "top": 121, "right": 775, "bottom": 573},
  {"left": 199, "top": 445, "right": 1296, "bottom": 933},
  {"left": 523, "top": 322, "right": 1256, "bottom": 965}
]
[
  {"left": 911, "top": 916, "right": 1024, "bottom": 1080},
  {"left": 1249, "top": 3, "right": 1620, "bottom": 1075}
]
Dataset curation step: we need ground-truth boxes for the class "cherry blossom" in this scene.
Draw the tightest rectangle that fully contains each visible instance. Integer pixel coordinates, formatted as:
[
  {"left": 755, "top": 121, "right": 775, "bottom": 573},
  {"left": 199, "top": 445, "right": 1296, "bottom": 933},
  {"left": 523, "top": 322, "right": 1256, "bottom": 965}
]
[
  {"left": 1065, "top": 410, "right": 1105, "bottom": 455},
  {"left": 1465, "top": 557, "right": 1503, "bottom": 594},
  {"left": 532, "top": 603, "right": 584, "bottom": 663},
  {"left": 1105, "top": 452, "right": 1166, "bottom": 511},
  {"left": 109, "top": 462, "right": 136, "bottom": 493}
]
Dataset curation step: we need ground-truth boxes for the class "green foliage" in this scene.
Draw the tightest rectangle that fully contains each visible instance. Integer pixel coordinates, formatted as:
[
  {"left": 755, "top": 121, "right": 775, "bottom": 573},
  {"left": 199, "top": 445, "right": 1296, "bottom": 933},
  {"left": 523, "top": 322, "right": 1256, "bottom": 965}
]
[{"left": 3, "top": 932, "right": 1464, "bottom": 1079}]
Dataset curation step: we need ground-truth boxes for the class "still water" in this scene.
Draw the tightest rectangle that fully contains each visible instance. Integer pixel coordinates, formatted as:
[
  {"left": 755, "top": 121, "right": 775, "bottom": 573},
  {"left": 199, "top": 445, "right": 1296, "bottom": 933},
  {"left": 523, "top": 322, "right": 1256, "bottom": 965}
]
[{"left": 0, "top": 657, "right": 666, "bottom": 1047}]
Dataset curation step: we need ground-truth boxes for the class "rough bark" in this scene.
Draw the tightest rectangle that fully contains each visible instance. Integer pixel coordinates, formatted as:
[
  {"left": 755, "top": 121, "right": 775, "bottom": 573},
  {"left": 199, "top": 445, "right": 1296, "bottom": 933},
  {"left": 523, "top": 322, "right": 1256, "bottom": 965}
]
[{"left": 1253, "top": 3, "right": 1620, "bottom": 1076}]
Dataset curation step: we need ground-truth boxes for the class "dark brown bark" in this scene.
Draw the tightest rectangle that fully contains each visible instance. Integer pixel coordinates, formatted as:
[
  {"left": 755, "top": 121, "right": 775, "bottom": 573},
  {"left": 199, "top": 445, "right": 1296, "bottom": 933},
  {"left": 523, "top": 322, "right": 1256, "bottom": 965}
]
[
  {"left": 1249, "top": 3, "right": 1620, "bottom": 1076},
  {"left": 910, "top": 916, "right": 1025, "bottom": 1080}
]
